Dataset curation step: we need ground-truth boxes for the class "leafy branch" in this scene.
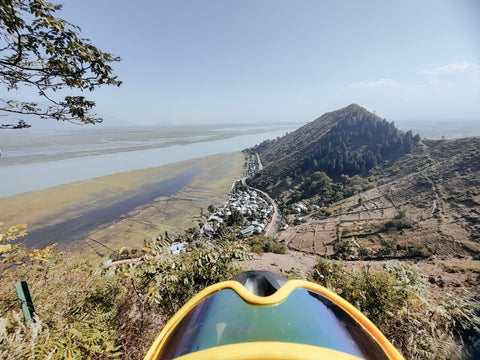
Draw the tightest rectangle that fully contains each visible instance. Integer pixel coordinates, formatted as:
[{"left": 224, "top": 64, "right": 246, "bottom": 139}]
[{"left": 0, "top": 0, "right": 121, "bottom": 126}]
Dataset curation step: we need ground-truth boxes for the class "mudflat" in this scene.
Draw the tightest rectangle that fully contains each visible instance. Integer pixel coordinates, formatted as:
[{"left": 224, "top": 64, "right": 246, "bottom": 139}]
[{"left": 0, "top": 152, "right": 244, "bottom": 258}]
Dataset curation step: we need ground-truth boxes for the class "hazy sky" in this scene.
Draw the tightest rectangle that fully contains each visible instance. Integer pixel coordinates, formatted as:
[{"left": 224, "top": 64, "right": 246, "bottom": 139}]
[{"left": 23, "top": 1, "right": 480, "bottom": 126}]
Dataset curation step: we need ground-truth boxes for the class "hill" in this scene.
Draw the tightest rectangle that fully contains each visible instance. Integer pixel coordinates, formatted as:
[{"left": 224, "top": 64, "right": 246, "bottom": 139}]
[
  {"left": 248, "top": 104, "right": 420, "bottom": 198},
  {"left": 276, "top": 136, "right": 480, "bottom": 259},
  {"left": 246, "top": 105, "right": 479, "bottom": 261},
  {"left": 244, "top": 105, "right": 480, "bottom": 358}
]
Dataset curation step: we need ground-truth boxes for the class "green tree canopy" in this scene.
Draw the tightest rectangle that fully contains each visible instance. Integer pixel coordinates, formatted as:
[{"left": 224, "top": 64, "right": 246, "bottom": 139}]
[{"left": 0, "top": 0, "right": 121, "bottom": 127}]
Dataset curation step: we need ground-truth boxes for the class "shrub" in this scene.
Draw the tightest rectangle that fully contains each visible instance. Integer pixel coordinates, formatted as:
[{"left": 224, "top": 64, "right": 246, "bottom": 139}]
[
  {"left": 312, "top": 258, "right": 480, "bottom": 359},
  {"left": 248, "top": 236, "right": 286, "bottom": 255},
  {"left": 121, "top": 236, "right": 250, "bottom": 315},
  {"left": 314, "top": 258, "right": 424, "bottom": 323},
  {"left": 382, "top": 208, "right": 413, "bottom": 230}
]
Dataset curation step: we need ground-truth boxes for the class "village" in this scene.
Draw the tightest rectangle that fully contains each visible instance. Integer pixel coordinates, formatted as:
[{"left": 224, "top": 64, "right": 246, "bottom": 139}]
[
  {"left": 201, "top": 183, "right": 274, "bottom": 238},
  {"left": 201, "top": 151, "right": 315, "bottom": 240},
  {"left": 167, "top": 152, "right": 312, "bottom": 254}
]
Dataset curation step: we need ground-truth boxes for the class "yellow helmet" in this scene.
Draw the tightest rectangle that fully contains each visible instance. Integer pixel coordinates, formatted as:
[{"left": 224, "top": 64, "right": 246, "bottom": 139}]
[{"left": 145, "top": 271, "right": 404, "bottom": 360}]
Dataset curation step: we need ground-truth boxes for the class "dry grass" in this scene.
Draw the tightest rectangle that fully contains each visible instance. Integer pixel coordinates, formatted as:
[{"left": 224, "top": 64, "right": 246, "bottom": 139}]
[{"left": 0, "top": 152, "right": 245, "bottom": 261}]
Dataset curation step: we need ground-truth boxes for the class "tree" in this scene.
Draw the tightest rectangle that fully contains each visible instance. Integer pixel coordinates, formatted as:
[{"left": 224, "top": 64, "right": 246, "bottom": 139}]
[
  {"left": 227, "top": 209, "right": 244, "bottom": 226},
  {"left": 0, "top": 0, "right": 121, "bottom": 127}
]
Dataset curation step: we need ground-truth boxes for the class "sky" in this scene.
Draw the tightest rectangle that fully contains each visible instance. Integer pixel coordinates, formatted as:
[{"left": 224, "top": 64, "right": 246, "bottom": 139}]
[{"left": 9, "top": 0, "right": 480, "bottom": 126}]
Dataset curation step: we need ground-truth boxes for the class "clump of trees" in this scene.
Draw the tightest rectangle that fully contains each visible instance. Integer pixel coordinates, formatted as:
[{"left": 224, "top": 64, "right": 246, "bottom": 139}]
[
  {"left": 0, "top": 120, "right": 31, "bottom": 129},
  {"left": 298, "top": 117, "right": 421, "bottom": 179},
  {"left": 286, "top": 171, "right": 372, "bottom": 209},
  {"left": 249, "top": 235, "right": 286, "bottom": 255}
]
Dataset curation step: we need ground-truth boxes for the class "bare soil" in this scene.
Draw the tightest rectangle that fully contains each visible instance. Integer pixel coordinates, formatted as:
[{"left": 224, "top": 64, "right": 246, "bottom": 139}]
[
  {"left": 242, "top": 250, "right": 480, "bottom": 302},
  {"left": 242, "top": 249, "right": 317, "bottom": 275}
]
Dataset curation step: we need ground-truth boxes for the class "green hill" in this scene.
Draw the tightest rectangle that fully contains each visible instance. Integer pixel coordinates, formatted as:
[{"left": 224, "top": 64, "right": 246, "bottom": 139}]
[{"left": 248, "top": 104, "right": 420, "bottom": 200}]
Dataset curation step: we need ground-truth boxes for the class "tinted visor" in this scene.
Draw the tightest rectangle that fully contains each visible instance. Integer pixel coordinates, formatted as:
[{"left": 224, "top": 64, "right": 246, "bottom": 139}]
[{"left": 158, "top": 288, "right": 389, "bottom": 360}]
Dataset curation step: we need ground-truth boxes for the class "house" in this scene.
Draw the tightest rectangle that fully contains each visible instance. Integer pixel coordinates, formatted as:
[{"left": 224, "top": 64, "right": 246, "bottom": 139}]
[
  {"left": 240, "top": 225, "right": 255, "bottom": 236},
  {"left": 295, "top": 203, "right": 308, "bottom": 213}
]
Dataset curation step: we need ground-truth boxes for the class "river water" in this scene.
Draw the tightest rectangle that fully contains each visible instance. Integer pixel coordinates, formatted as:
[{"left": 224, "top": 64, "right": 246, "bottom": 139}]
[{"left": 0, "top": 125, "right": 293, "bottom": 197}]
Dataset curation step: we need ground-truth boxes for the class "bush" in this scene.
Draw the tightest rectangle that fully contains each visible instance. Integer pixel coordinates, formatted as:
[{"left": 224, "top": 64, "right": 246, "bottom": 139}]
[
  {"left": 312, "top": 258, "right": 480, "bottom": 359},
  {"left": 314, "top": 258, "right": 423, "bottom": 323},
  {"left": 249, "top": 236, "right": 286, "bottom": 255},
  {"left": 382, "top": 208, "right": 413, "bottom": 230},
  {"left": 122, "top": 236, "right": 250, "bottom": 315}
]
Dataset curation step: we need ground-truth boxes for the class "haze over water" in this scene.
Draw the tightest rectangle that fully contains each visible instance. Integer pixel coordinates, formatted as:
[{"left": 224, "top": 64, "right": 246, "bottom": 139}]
[{"left": 0, "top": 125, "right": 294, "bottom": 197}]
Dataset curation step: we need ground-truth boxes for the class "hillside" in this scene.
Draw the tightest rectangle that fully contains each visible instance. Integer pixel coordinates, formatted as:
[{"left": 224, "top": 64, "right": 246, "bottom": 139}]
[
  {"left": 276, "top": 137, "right": 480, "bottom": 260},
  {"left": 244, "top": 106, "right": 480, "bottom": 358},
  {"left": 246, "top": 105, "right": 479, "bottom": 262},
  {"left": 1, "top": 106, "right": 479, "bottom": 360},
  {"left": 249, "top": 104, "right": 420, "bottom": 198}
]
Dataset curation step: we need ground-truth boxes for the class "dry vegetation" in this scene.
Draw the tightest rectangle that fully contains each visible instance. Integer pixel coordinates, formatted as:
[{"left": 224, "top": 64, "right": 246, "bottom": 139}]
[
  {"left": 1, "top": 137, "right": 479, "bottom": 359},
  {"left": 0, "top": 152, "right": 245, "bottom": 258}
]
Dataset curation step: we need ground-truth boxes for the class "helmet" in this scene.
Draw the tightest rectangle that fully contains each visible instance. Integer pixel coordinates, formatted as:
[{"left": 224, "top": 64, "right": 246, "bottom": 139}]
[{"left": 144, "top": 271, "right": 404, "bottom": 360}]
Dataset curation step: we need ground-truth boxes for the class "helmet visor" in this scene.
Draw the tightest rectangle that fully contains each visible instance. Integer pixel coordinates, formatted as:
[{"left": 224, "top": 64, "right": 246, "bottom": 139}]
[{"left": 158, "top": 287, "right": 389, "bottom": 360}]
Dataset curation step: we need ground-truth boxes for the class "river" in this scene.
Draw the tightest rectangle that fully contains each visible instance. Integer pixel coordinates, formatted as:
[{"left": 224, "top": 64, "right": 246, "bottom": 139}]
[{"left": 0, "top": 125, "right": 294, "bottom": 197}]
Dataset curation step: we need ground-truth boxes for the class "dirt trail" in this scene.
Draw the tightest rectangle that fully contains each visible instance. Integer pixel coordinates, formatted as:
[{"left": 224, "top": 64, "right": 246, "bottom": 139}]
[{"left": 242, "top": 250, "right": 317, "bottom": 275}]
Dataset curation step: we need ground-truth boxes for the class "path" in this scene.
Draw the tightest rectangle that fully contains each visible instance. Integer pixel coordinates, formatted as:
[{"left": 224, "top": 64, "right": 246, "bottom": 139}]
[
  {"left": 256, "top": 188, "right": 278, "bottom": 237},
  {"left": 243, "top": 152, "right": 278, "bottom": 237}
]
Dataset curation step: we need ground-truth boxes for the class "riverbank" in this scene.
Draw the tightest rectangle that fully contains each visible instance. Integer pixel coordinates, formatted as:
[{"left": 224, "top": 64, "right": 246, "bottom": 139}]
[
  {"left": 0, "top": 152, "right": 245, "bottom": 259},
  {"left": 0, "top": 126, "right": 294, "bottom": 197}
]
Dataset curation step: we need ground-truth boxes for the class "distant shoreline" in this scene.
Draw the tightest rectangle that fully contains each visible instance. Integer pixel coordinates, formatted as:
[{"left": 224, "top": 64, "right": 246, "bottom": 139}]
[{"left": 0, "top": 126, "right": 293, "bottom": 197}]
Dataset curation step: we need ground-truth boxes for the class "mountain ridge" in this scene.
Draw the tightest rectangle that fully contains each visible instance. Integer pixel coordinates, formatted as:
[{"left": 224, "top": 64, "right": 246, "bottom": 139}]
[
  {"left": 248, "top": 104, "right": 420, "bottom": 197},
  {"left": 244, "top": 104, "right": 479, "bottom": 263},
  {"left": 252, "top": 104, "right": 369, "bottom": 164}
]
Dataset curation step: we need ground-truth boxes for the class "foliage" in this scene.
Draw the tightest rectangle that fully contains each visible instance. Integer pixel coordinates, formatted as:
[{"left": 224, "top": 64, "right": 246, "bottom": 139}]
[
  {"left": 314, "top": 258, "right": 425, "bottom": 323},
  {"left": 382, "top": 209, "right": 414, "bottom": 231},
  {"left": 287, "top": 171, "right": 373, "bottom": 208},
  {"left": 0, "top": 221, "right": 26, "bottom": 255},
  {"left": 1, "top": 230, "right": 249, "bottom": 358},
  {"left": 418, "top": 174, "right": 435, "bottom": 188},
  {"left": 0, "top": 221, "right": 32, "bottom": 264},
  {"left": 0, "top": 251, "right": 124, "bottom": 359},
  {"left": 456, "top": 186, "right": 479, "bottom": 204},
  {"left": 248, "top": 235, "right": 286, "bottom": 255},
  {"left": 298, "top": 117, "right": 420, "bottom": 179},
  {"left": 1, "top": 221, "right": 63, "bottom": 265},
  {"left": 114, "top": 235, "right": 250, "bottom": 316},
  {"left": 226, "top": 208, "right": 245, "bottom": 226},
  {"left": 0, "top": 119, "right": 30, "bottom": 128},
  {"left": 0, "top": 0, "right": 121, "bottom": 126},
  {"left": 312, "top": 258, "right": 480, "bottom": 359}
]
